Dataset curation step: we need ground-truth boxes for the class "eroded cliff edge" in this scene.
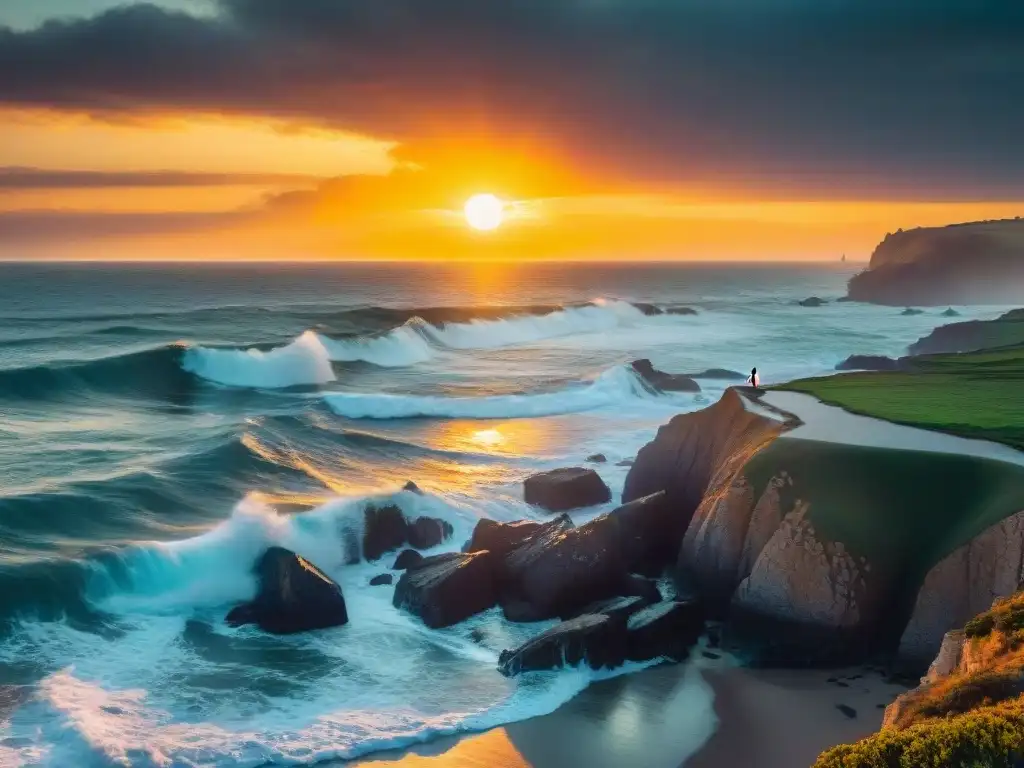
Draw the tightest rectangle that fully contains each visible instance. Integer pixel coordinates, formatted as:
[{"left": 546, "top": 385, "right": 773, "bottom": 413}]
[{"left": 625, "top": 387, "right": 1024, "bottom": 666}]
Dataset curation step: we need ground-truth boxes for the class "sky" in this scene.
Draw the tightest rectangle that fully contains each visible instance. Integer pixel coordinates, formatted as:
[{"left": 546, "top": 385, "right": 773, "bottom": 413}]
[{"left": 1, "top": 0, "right": 1022, "bottom": 261}]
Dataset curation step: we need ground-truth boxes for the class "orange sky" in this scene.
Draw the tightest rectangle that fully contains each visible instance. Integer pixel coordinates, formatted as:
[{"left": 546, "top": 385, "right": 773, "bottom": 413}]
[{"left": 3, "top": 109, "right": 1023, "bottom": 262}]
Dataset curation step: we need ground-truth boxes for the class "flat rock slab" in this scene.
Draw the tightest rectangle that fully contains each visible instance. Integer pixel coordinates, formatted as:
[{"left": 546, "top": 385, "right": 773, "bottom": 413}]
[
  {"left": 626, "top": 600, "right": 704, "bottom": 662},
  {"left": 498, "top": 614, "right": 628, "bottom": 676},
  {"left": 393, "top": 551, "right": 497, "bottom": 629},
  {"left": 524, "top": 467, "right": 611, "bottom": 512},
  {"left": 466, "top": 518, "right": 543, "bottom": 560}
]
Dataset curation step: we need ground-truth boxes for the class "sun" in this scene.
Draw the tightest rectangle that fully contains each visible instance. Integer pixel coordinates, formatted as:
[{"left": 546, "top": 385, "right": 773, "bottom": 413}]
[{"left": 464, "top": 193, "right": 504, "bottom": 231}]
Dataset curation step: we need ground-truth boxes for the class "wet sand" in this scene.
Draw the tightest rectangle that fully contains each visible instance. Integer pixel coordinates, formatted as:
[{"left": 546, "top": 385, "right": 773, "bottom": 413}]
[{"left": 353, "top": 658, "right": 907, "bottom": 768}]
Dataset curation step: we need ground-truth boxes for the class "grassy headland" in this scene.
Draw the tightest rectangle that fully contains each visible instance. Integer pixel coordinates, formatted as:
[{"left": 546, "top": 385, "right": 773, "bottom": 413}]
[{"left": 777, "top": 344, "right": 1024, "bottom": 451}]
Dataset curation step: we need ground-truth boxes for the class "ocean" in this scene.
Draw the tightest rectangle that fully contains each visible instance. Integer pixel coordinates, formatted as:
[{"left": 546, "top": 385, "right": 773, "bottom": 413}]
[{"left": 0, "top": 261, "right": 1006, "bottom": 767}]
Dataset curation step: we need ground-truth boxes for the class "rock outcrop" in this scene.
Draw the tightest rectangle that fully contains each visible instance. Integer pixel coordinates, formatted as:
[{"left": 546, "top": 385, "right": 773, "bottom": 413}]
[
  {"left": 631, "top": 359, "right": 701, "bottom": 393},
  {"left": 898, "top": 509, "right": 1024, "bottom": 666},
  {"left": 226, "top": 547, "right": 349, "bottom": 634},
  {"left": 799, "top": 297, "right": 828, "bottom": 307},
  {"left": 625, "top": 600, "right": 704, "bottom": 662},
  {"left": 585, "top": 491, "right": 677, "bottom": 577},
  {"left": 392, "top": 549, "right": 423, "bottom": 570},
  {"left": 501, "top": 514, "right": 627, "bottom": 619},
  {"left": 498, "top": 614, "right": 628, "bottom": 676},
  {"left": 687, "top": 368, "right": 746, "bottom": 381},
  {"left": 908, "top": 308, "right": 1024, "bottom": 355},
  {"left": 624, "top": 389, "right": 790, "bottom": 574},
  {"left": 362, "top": 502, "right": 454, "bottom": 561},
  {"left": 900, "top": 307, "right": 924, "bottom": 316},
  {"left": 846, "top": 219, "right": 1024, "bottom": 306},
  {"left": 523, "top": 467, "right": 611, "bottom": 512},
  {"left": 393, "top": 551, "right": 498, "bottom": 628},
  {"left": 466, "top": 518, "right": 542, "bottom": 559}
]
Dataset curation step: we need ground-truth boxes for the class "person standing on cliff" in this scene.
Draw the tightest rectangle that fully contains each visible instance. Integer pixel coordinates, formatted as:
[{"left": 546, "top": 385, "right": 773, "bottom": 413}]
[{"left": 746, "top": 367, "right": 760, "bottom": 388}]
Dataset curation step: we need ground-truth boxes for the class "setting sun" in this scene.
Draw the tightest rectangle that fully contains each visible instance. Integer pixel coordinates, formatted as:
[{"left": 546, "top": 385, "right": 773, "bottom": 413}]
[{"left": 464, "top": 193, "right": 504, "bottom": 231}]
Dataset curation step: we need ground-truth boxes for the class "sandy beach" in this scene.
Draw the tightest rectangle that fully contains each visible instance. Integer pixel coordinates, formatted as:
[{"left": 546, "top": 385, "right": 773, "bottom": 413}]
[{"left": 352, "top": 655, "right": 908, "bottom": 768}]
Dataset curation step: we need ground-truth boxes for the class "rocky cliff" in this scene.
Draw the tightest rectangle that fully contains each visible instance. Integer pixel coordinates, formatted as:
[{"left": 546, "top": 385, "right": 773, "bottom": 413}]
[
  {"left": 846, "top": 218, "right": 1024, "bottom": 306},
  {"left": 908, "top": 308, "right": 1024, "bottom": 355},
  {"left": 626, "top": 388, "right": 1024, "bottom": 666},
  {"left": 898, "top": 509, "right": 1024, "bottom": 666}
]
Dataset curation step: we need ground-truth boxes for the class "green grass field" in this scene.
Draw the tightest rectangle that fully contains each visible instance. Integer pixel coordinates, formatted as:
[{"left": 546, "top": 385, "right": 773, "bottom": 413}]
[{"left": 778, "top": 345, "right": 1024, "bottom": 451}]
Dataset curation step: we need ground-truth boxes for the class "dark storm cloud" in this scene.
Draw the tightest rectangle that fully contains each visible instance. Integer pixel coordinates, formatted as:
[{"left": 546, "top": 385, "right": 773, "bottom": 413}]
[
  {"left": 2, "top": 0, "right": 1024, "bottom": 196},
  {"left": 0, "top": 167, "right": 324, "bottom": 188}
]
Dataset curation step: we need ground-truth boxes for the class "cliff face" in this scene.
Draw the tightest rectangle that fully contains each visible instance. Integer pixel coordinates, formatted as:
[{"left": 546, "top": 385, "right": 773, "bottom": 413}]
[
  {"left": 898, "top": 509, "right": 1024, "bottom": 666},
  {"left": 847, "top": 219, "right": 1024, "bottom": 306},
  {"left": 627, "top": 389, "right": 1024, "bottom": 665},
  {"left": 622, "top": 388, "right": 788, "bottom": 555}
]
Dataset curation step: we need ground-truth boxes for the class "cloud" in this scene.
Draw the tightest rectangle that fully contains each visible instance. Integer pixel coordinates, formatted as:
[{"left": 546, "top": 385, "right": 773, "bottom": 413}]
[
  {"left": 0, "top": 209, "right": 245, "bottom": 244},
  {"left": 0, "top": 167, "right": 325, "bottom": 189},
  {"left": 0, "top": 0, "right": 1022, "bottom": 197}
]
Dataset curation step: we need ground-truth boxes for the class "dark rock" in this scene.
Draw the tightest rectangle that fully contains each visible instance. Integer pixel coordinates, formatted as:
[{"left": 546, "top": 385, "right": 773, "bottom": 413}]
[
  {"left": 469, "top": 628, "right": 486, "bottom": 644},
  {"left": 702, "top": 651, "right": 721, "bottom": 660},
  {"left": 631, "top": 359, "right": 701, "bottom": 393},
  {"left": 827, "top": 677, "right": 839, "bottom": 683},
  {"left": 363, "top": 503, "right": 408, "bottom": 561},
  {"left": 466, "top": 518, "right": 542, "bottom": 560},
  {"left": 901, "top": 307, "right": 924, "bottom": 316},
  {"left": 226, "top": 547, "right": 348, "bottom": 634},
  {"left": 625, "top": 600, "right": 705, "bottom": 662},
  {"left": 393, "top": 551, "right": 498, "bottom": 628},
  {"left": 502, "top": 514, "right": 625, "bottom": 620},
  {"left": 835, "top": 681, "right": 850, "bottom": 688},
  {"left": 392, "top": 549, "right": 423, "bottom": 570},
  {"left": 588, "top": 491, "right": 676, "bottom": 576},
  {"left": 402, "top": 480, "right": 424, "bottom": 495},
  {"left": 407, "top": 517, "right": 454, "bottom": 550},
  {"left": 570, "top": 595, "right": 653, "bottom": 623},
  {"left": 369, "top": 573, "right": 393, "bottom": 586},
  {"left": 631, "top": 302, "right": 664, "bottom": 316},
  {"left": 799, "top": 296, "right": 828, "bottom": 307},
  {"left": 502, "top": 599, "right": 550, "bottom": 623},
  {"left": 707, "top": 627, "right": 722, "bottom": 649},
  {"left": 836, "top": 355, "right": 902, "bottom": 372},
  {"left": 586, "top": 453, "right": 607, "bottom": 464},
  {"left": 498, "top": 614, "right": 628, "bottom": 676},
  {"left": 616, "top": 460, "right": 634, "bottom": 467},
  {"left": 524, "top": 467, "right": 611, "bottom": 512},
  {"left": 687, "top": 368, "right": 746, "bottom": 381},
  {"left": 836, "top": 296, "right": 855, "bottom": 303},
  {"left": 666, "top": 306, "right": 699, "bottom": 316},
  {"left": 621, "top": 575, "right": 662, "bottom": 604},
  {"left": 941, "top": 308, "right": 960, "bottom": 317},
  {"left": 836, "top": 704, "right": 858, "bottom": 719}
]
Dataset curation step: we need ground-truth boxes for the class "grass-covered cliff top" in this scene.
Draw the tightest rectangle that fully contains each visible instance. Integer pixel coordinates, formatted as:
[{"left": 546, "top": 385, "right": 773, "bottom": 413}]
[
  {"left": 777, "top": 344, "right": 1024, "bottom": 451},
  {"left": 815, "top": 591, "right": 1024, "bottom": 768}
]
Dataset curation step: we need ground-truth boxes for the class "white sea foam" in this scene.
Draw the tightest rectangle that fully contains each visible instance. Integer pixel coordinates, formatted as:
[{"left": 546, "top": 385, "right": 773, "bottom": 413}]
[
  {"left": 322, "top": 364, "right": 661, "bottom": 420},
  {"left": 182, "top": 331, "right": 335, "bottom": 389},
  {"left": 317, "top": 322, "right": 434, "bottom": 367},
  {"left": 419, "top": 299, "right": 647, "bottom": 350}
]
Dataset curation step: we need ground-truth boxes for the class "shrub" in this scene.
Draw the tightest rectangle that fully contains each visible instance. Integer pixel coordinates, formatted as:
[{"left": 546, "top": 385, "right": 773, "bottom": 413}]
[
  {"left": 965, "top": 614, "right": 996, "bottom": 638},
  {"left": 814, "top": 697, "right": 1024, "bottom": 768}
]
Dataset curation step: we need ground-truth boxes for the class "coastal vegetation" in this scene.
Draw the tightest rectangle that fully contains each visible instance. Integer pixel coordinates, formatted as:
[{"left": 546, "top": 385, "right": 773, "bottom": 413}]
[
  {"left": 814, "top": 591, "right": 1024, "bottom": 768},
  {"left": 778, "top": 343, "right": 1024, "bottom": 451}
]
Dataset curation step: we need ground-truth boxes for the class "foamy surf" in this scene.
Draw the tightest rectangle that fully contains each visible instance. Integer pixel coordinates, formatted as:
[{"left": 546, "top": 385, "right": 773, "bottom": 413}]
[
  {"left": 181, "top": 331, "right": 335, "bottom": 389},
  {"left": 322, "top": 364, "right": 661, "bottom": 420}
]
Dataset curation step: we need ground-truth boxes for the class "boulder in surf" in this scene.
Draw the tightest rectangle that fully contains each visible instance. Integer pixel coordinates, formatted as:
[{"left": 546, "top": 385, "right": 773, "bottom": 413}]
[
  {"left": 466, "top": 518, "right": 544, "bottom": 560},
  {"left": 363, "top": 503, "right": 409, "bottom": 561},
  {"left": 501, "top": 513, "right": 627, "bottom": 620},
  {"left": 392, "top": 548, "right": 424, "bottom": 570},
  {"left": 225, "top": 547, "right": 348, "bottom": 634},
  {"left": 406, "top": 516, "right": 454, "bottom": 550},
  {"left": 585, "top": 491, "right": 677, "bottom": 577},
  {"left": 567, "top": 595, "right": 654, "bottom": 624},
  {"left": 523, "top": 467, "right": 611, "bottom": 512},
  {"left": 498, "top": 614, "right": 628, "bottom": 676},
  {"left": 393, "top": 551, "right": 498, "bottom": 629},
  {"left": 630, "top": 359, "right": 702, "bottom": 393},
  {"left": 798, "top": 296, "right": 828, "bottom": 307},
  {"left": 369, "top": 573, "right": 393, "bottom": 586}
]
